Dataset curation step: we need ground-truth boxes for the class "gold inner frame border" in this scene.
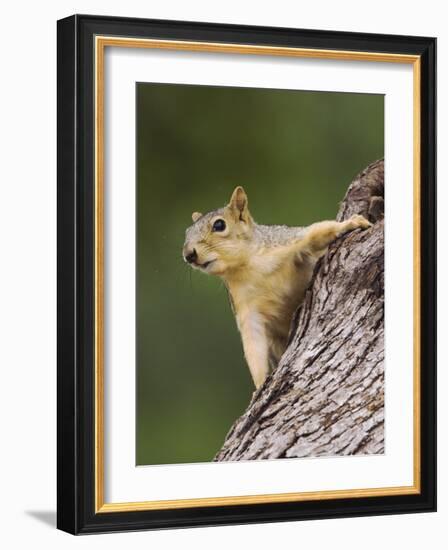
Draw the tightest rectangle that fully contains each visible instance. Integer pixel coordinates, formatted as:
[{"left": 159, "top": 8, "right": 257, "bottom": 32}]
[{"left": 94, "top": 35, "right": 421, "bottom": 513}]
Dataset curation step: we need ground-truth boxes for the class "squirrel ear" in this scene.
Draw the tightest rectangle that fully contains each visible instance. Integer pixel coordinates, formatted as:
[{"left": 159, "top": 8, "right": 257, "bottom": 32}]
[
  {"left": 229, "top": 186, "right": 248, "bottom": 220},
  {"left": 191, "top": 212, "right": 202, "bottom": 222}
]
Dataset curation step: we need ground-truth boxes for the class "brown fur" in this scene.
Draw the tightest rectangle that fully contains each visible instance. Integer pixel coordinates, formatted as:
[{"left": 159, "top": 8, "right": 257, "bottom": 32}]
[{"left": 183, "top": 187, "right": 371, "bottom": 389}]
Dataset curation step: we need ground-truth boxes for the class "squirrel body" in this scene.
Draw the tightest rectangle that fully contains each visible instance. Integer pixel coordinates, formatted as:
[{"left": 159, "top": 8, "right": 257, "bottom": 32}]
[{"left": 183, "top": 187, "right": 371, "bottom": 389}]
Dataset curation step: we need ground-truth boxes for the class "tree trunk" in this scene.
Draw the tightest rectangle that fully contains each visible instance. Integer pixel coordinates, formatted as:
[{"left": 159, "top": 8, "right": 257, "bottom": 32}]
[{"left": 215, "top": 159, "right": 385, "bottom": 461}]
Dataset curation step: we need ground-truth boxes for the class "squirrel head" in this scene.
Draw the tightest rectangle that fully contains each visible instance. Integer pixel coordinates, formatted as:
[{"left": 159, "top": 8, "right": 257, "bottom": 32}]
[{"left": 183, "top": 186, "right": 254, "bottom": 277}]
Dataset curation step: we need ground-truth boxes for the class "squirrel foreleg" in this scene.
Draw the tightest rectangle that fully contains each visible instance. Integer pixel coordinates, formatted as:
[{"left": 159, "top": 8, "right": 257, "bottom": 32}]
[
  {"left": 301, "top": 215, "right": 371, "bottom": 254},
  {"left": 238, "top": 313, "right": 270, "bottom": 389}
]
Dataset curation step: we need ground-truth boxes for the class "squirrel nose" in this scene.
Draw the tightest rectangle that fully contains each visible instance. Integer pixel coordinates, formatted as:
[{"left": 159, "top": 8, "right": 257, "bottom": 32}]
[{"left": 185, "top": 249, "right": 198, "bottom": 264}]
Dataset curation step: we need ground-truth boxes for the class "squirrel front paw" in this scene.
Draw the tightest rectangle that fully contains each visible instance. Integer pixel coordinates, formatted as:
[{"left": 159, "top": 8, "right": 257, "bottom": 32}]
[{"left": 348, "top": 214, "right": 372, "bottom": 230}]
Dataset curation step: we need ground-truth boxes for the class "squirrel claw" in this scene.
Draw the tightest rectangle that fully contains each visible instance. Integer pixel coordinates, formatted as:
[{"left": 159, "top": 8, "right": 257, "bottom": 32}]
[{"left": 349, "top": 214, "right": 372, "bottom": 230}]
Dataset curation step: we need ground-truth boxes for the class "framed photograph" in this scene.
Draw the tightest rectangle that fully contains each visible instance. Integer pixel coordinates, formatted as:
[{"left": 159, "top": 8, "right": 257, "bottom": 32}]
[{"left": 57, "top": 15, "right": 436, "bottom": 534}]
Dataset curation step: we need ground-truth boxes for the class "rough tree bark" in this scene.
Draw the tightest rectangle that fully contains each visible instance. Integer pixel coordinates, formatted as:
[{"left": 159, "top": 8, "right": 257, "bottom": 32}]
[{"left": 215, "top": 159, "right": 385, "bottom": 461}]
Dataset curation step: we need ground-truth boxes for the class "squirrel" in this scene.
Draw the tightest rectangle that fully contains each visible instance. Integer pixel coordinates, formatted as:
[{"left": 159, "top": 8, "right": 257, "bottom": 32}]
[{"left": 183, "top": 186, "right": 372, "bottom": 390}]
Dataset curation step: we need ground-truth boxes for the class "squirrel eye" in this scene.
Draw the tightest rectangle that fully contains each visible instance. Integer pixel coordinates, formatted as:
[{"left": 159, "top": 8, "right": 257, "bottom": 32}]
[{"left": 212, "top": 219, "right": 226, "bottom": 232}]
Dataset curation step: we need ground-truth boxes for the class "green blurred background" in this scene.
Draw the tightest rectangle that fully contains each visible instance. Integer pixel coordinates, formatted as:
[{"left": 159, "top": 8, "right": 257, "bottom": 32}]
[{"left": 136, "top": 83, "right": 384, "bottom": 465}]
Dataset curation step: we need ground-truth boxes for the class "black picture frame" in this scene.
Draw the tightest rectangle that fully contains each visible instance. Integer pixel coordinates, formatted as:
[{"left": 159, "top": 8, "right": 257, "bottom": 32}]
[{"left": 57, "top": 14, "right": 436, "bottom": 535}]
